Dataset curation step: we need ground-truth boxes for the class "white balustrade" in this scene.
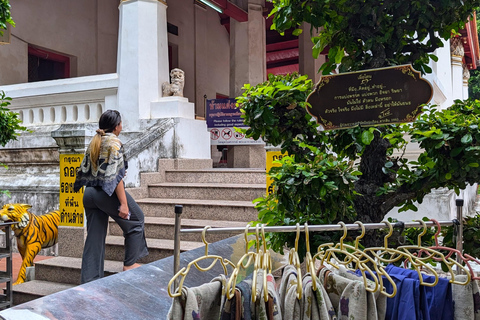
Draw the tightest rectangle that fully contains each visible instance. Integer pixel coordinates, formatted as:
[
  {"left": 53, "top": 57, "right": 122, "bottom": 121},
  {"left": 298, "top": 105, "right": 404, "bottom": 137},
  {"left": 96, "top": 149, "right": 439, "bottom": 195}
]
[{"left": 0, "top": 74, "right": 118, "bottom": 127}]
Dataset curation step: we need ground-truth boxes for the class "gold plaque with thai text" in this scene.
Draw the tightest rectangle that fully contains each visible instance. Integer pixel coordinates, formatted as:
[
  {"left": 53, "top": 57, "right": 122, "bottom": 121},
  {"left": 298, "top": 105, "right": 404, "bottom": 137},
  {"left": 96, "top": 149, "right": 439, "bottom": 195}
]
[{"left": 307, "top": 65, "right": 433, "bottom": 130}]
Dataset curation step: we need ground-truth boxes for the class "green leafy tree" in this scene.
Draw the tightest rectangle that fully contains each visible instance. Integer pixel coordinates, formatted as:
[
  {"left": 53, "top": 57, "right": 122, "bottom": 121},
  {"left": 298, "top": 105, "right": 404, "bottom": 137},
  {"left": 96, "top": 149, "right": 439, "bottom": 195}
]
[
  {"left": 239, "top": 1, "right": 480, "bottom": 250},
  {"left": 0, "top": 1, "right": 24, "bottom": 197},
  {"left": 469, "top": 69, "right": 480, "bottom": 100},
  {"left": 0, "top": 91, "right": 26, "bottom": 197},
  {"left": 271, "top": 0, "right": 480, "bottom": 74},
  {"left": 0, "top": 0, "right": 14, "bottom": 35},
  {"left": 0, "top": 91, "right": 26, "bottom": 147}
]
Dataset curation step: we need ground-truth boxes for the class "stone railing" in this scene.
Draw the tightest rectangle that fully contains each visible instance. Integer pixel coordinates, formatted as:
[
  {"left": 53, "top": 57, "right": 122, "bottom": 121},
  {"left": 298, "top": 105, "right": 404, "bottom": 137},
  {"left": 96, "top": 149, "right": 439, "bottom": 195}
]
[{"left": 0, "top": 73, "right": 118, "bottom": 126}]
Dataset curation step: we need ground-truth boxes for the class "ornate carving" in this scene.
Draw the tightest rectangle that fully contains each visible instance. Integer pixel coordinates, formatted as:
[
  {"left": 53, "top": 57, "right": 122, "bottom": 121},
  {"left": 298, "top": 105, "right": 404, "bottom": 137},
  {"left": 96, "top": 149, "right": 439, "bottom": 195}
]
[
  {"left": 450, "top": 37, "right": 465, "bottom": 57},
  {"left": 162, "top": 68, "right": 185, "bottom": 97},
  {"left": 463, "top": 64, "right": 471, "bottom": 80}
]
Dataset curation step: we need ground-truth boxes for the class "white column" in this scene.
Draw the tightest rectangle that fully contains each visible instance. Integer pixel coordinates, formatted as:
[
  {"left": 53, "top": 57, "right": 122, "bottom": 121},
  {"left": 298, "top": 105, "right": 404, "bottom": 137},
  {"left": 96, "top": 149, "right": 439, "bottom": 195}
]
[
  {"left": 228, "top": 1, "right": 267, "bottom": 168},
  {"left": 248, "top": 2, "right": 266, "bottom": 86},
  {"left": 230, "top": 1, "right": 266, "bottom": 97},
  {"left": 463, "top": 65, "right": 470, "bottom": 99},
  {"left": 116, "top": 0, "right": 170, "bottom": 130},
  {"left": 299, "top": 22, "right": 325, "bottom": 84},
  {"left": 450, "top": 38, "right": 465, "bottom": 102}
]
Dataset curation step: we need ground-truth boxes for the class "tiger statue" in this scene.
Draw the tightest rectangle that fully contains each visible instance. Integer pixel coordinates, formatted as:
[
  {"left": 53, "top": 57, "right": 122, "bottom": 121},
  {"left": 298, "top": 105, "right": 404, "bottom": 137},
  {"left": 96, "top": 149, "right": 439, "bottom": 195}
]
[{"left": 0, "top": 204, "right": 60, "bottom": 285}]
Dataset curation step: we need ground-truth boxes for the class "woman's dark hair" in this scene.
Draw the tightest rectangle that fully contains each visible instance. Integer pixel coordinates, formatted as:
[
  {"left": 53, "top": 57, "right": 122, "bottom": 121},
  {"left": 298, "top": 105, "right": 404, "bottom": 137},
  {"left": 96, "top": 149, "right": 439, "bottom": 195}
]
[
  {"left": 99, "top": 109, "right": 122, "bottom": 133},
  {"left": 90, "top": 110, "right": 122, "bottom": 169}
]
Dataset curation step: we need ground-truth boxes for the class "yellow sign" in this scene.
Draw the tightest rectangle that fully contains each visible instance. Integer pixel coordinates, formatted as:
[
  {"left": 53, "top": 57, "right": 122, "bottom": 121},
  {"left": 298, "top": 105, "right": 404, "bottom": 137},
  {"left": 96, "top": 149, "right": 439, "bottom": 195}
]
[
  {"left": 59, "top": 154, "right": 84, "bottom": 227},
  {"left": 266, "top": 151, "right": 287, "bottom": 195}
]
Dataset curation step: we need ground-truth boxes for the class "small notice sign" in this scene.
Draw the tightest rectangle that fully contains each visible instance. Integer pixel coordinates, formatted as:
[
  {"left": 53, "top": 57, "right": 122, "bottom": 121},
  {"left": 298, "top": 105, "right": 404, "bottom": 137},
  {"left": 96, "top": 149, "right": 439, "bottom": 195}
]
[
  {"left": 307, "top": 65, "right": 433, "bottom": 130},
  {"left": 206, "top": 98, "right": 263, "bottom": 145},
  {"left": 59, "top": 154, "right": 84, "bottom": 227}
]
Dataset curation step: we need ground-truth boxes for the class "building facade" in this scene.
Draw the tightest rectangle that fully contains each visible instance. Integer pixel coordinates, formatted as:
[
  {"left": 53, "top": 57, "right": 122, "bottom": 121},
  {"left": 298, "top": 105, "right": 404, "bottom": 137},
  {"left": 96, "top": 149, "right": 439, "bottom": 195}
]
[{"left": 0, "top": 0, "right": 478, "bottom": 220}]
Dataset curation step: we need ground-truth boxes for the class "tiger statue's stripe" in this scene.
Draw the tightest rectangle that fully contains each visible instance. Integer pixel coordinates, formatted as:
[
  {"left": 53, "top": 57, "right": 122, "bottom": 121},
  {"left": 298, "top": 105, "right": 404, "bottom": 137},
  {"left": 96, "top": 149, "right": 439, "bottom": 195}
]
[{"left": 0, "top": 204, "right": 60, "bottom": 285}]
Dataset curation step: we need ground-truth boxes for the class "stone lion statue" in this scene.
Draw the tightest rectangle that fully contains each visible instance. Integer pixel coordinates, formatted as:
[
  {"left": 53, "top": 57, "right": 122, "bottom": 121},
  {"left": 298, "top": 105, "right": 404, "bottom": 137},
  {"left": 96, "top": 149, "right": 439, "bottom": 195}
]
[{"left": 162, "top": 68, "right": 185, "bottom": 97}]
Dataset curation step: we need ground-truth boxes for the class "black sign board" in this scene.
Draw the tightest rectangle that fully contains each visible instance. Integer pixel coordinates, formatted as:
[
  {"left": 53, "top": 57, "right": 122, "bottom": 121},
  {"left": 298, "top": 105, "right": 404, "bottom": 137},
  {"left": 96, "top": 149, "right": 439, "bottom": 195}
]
[{"left": 306, "top": 65, "right": 433, "bottom": 130}]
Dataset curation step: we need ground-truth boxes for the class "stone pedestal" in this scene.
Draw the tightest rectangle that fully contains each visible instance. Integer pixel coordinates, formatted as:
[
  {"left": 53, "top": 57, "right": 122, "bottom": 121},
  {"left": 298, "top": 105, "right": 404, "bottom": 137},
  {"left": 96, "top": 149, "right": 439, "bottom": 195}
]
[
  {"left": 151, "top": 97, "right": 195, "bottom": 119},
  {"left": 227, "top": 145, "right": 266, "bottom": 168},
  {"left": 51, "top": 124, "right": 94, "bottom": 258}
]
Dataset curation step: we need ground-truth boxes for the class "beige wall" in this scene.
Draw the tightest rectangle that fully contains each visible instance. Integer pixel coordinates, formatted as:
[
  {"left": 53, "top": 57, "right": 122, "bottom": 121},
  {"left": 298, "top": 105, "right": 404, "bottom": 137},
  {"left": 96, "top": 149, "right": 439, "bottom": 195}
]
[
  {"left": 0, "top": 0, "right": 230, "bottom": 116},
  {"left": 167, "top": 0, "right": 230, "bottom": 117},
  {"left": 0, "top": 0, "right": 118, "bottom": 85}
]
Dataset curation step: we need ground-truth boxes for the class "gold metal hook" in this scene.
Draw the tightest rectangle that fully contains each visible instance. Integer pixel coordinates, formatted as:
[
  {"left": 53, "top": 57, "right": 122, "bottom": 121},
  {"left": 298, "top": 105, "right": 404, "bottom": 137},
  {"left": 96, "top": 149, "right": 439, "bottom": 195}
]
[
  {"left": 244, "top": 223, "right": 251, "bottom": 254},
  {"left": 305, "top": 223, "right": 311, "bottom": 253},
  {"left": 430, "top": 219, "right": 441, "bottom": 247},
  {"left": 255, "top": 224, "right": 260, "bottom": 253},
  {"left": 304, "top": 222, "right": 318, "bottom": 292},
  {"left": 382, "top": 221, "right": 393, "bottom": 249},
  {"left": 338, "top": 222, "right": 347, "bottom": 250},
  {"left": 202, "top": 226, "right": 211, "bottom": 256},
  {"left": 261, "top": 224, "right": 267, "bottom": 253},
  {"left": 416, "top": 219, "right": 427, "bottom": 247},
  {"left": 295, "top": 223, "right": 300, "bottom": 252},
  {"left": 354, "top": 221, "right": 365, "bottom": 250}
]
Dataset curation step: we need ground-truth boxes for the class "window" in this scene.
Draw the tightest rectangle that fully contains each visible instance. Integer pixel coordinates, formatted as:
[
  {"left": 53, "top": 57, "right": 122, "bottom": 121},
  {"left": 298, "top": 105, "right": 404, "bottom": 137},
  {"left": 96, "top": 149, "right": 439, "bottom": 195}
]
[{"left": 28, "top": 46, "right": 70, "bottom": 82}]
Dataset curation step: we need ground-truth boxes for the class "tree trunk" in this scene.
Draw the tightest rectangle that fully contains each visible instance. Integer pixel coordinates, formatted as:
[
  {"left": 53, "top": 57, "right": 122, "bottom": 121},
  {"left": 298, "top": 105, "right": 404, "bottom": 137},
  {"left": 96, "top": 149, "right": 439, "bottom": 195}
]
[{"left": 353, "top": 131, "right": 392, "bottom": 246}]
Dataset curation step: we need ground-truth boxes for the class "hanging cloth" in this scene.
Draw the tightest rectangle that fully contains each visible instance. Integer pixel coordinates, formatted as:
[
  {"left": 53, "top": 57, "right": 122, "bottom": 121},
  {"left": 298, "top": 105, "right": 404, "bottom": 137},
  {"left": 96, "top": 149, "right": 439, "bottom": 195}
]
[
  {"left": 167, "top": 275, "right": 227, "bottom": 320},
  {"left": 385, "top": 264, "right": 454, "bottom": 320},
  {"left": 319, "top": 266, "right": 369, "bottom": 319},
  {"left": 279, "top": 265, "right": 303, "bottom": 319},
  {"left": 302, "top": 273, "right": 337, "bottom": 320},
  {"left": 335, "top": 266, "right": 387, "bottom": 320},
  {"left": 265, "top": 272, "right": 282, "bottom": 320},
  {"left": 221, "top": 288, "right": 242, "bottom": 320}
]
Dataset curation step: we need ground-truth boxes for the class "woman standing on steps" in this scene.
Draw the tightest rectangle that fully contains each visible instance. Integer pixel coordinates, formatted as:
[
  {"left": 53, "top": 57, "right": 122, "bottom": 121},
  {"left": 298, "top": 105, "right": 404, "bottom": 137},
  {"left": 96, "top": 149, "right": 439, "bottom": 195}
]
[{"left": 74, "top": 109, "right": 149, "bottom": 284}]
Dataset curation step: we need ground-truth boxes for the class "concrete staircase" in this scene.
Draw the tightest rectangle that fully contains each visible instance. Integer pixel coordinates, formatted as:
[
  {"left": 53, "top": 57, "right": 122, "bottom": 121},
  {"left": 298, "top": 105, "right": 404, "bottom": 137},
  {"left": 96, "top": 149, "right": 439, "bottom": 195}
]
[{"left": 12, "top": 160, "right": 266, "bottom": 305}]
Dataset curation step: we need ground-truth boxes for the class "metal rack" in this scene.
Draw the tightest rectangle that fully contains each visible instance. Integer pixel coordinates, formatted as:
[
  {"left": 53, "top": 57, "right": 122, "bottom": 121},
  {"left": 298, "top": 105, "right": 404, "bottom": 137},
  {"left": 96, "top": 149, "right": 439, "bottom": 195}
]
[
  {"left": 172, "top": 200, "right": 466, "bottom": 277},
  {"left": 0, "top": 222, "right": 17, "bottom": 310}
]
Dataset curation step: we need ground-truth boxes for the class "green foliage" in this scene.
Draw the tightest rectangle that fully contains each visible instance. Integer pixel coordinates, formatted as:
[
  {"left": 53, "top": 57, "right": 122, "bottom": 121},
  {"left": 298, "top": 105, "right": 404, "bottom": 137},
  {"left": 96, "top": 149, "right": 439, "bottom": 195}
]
[
  {"left": 0, "top": 0, "right": 14, "bottom": 35},
  {"left": 0, "top": 90, "right": 25, "bottom": 198},
  {"left": 469, "top": 69, "right": 480, "bottom": 100},
  {"left": 443, "top": 213, "right": 480, "bottom": 259},
  {"left": 269, "top": 0, "right": 480, "bottom": 74},
  {"left": 239, "top": 73, "right": 480, "bottom": 252},
  {"left": 405, "top": 101, "right": 480, "bottom": 204},
  {"left": 0, "top": 90, "right": 26, "bottom": 147},
  {"left": 237, "top": 73, "right": 320, "bottom": 160},
  {"left": 373, "top": 101, "right": 480, "bottom": 212},
  {"left": 253, "top": 149, "right": 358, "bottom": 256}
]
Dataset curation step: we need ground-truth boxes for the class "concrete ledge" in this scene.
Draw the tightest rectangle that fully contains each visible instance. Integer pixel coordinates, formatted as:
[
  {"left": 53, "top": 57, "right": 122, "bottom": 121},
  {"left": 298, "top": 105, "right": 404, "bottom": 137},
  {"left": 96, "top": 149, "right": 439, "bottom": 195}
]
[
  {"left": 150, "top": 97, "right": 195, "bottom": 119},
  {"left": 126, "top": 186, "right": 148, "bottom": 199},
  {"left": 13, "top": 280, "right": 74, "bottom": 306},
  {"left": 174, "top": 158, "right": 212, "bottom": 169}
]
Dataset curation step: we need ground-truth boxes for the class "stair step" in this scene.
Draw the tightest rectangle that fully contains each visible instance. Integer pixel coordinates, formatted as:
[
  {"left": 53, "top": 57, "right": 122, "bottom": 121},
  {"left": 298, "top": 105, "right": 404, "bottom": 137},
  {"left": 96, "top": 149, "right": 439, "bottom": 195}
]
[
  {"left": 35, "top": 257, "right": 124, "bottom": 286},
  {"left": 165, "top": 169, "right": 266, "bottom": 184},
  {"left": 148, "top": 182, "right": 265, "bottom": 201},
  {"left": 105, "top": 236, "right": 204, "bottom": 263},
  {"left": 109, "top": 217, "right": 248, "bottom": 242},
  {"left": 13, "top": 280, "right": 75, "bottom": 306},
  {"left": 136, "top": 198, "right": 259, "bottom": 221}
]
